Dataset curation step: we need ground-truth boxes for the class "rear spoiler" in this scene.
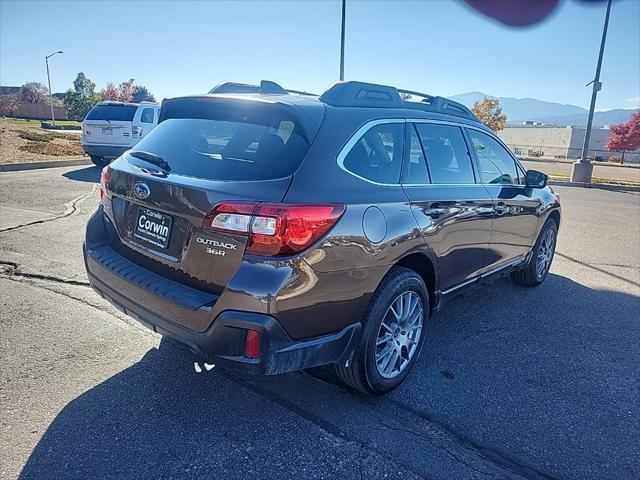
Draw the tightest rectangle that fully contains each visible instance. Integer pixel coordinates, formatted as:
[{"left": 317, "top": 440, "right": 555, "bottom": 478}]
[
  {"left": 208, "top": 80, "right": 317, "bottom": 97},
  {"left": 158, "top": 95, "right": 324, "bottom": 143}
]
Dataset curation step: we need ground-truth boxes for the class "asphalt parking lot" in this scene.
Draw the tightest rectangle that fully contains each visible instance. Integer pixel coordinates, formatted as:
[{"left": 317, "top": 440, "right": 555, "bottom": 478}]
[{"left": 1, "top": 165, "right": 639, "bottom": 480}]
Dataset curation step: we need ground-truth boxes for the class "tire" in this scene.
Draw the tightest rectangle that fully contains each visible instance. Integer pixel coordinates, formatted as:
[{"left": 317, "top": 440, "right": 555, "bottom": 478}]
[
  {"left": 511, "top": 218, "right": 558, "bottom": 287},
  {"left": 333, "top": 266, "right": 429, "bottom": 395},
  {"left": 90, "top": 155, "right": 108, "bottom": 167}
]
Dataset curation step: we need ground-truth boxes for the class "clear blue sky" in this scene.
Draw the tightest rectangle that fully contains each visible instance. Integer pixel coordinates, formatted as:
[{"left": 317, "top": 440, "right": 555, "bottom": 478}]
[{"left": 1, "top": 0, "right": 638, "bottom": 111}]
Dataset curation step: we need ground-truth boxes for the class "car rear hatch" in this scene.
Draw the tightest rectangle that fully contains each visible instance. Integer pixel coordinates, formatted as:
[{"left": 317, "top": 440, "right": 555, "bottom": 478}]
[
  {"left": 84, "top": 103, "right": 137, "bottom": 145},
  {"left": 102, "top": 96, "right": 320, "bottom": 294}
]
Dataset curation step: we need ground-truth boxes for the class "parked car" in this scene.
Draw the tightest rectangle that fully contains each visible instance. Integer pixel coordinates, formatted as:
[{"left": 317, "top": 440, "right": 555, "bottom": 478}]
[
  {"left": 83, "top": 80, "right": 561, "bottom": 394},
  {"left": 82, "top": 101, "right": 160, "bottom": 167}
]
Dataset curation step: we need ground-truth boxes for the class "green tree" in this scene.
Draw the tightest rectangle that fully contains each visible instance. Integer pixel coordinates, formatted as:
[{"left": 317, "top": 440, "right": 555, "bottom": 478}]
[
  {"left": 132, "top": 86, "right": 156, "bottom": 103},
  {"left": 63, "top": 72, "right": 99, "bottom": 121}
]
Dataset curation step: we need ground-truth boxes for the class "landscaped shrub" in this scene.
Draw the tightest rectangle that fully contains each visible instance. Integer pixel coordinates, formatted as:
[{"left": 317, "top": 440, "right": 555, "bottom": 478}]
[
  {"left": 17, "top": 130, "right": 52, "bottom": 142},
  {"left": 41, "top": 121, "right": 82, "bottom": 130}
]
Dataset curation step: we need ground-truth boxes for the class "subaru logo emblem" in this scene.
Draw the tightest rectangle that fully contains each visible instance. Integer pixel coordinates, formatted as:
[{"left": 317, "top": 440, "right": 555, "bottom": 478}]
[{"left": 133, "top": 182, "right": 150, "bottom": 199}]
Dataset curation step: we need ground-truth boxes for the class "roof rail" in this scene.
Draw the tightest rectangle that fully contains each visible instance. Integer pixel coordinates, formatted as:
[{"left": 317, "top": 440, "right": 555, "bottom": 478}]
[
  {"left": 209, "top": 80, "right": 317, "bottom": 97},
  {"left": 319, "top": 81, "right": 477, "bottom": 120}
]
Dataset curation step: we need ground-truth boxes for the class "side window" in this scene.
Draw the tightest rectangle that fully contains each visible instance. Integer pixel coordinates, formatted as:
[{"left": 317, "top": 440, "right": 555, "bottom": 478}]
[
  {"left": 342, "top": 123, "right": 403, "bottom": 184},
  {"left": 404, "top": 124, "right": 429, "bottom": 184},
  {"left": 467, "top": 130, "right": 518, "bottom": 184},
  {"left": 140, "top": 108, "right": 155, "bottom": 124},
  {"left": 415, "top": 124, "right": 475, "bottom": 184}
]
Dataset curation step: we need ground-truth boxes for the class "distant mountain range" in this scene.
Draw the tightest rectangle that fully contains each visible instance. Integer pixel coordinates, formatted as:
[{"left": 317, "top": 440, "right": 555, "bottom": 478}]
[{"left": 449, "top": 91, "right": 638, "bottom": 127}]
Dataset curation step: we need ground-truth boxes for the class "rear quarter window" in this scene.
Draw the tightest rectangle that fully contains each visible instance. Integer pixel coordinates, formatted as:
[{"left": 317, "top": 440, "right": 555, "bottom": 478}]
[
  {"left": 86, "top": 105, "right": 137, "bottom": 121},
  {"left": 341, "top": 122, "right": 404, "bottom": 184},
  {"left": 140, "top": 108, "right": 155, "bottom": 124}
]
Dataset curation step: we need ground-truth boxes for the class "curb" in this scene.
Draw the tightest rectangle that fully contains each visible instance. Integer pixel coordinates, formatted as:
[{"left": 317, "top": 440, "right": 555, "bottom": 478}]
[
  {"left": 519, "top": 157, "right": 640, "bottom": 169},
  {"left": 0, "top": 158, "right": 92, "bottom": 173},
  {"left": 549, "top": 180, "right": 640, "bottom": 192}
]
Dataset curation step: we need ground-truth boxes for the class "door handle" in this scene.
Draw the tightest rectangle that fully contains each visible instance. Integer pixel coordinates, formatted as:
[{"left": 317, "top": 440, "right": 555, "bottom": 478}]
[
  {"left": 424, "top": 207, "right": 447, "bottom": 218},
  {"left": 494, "top": 203, "right": 509, "bottom": 216}
]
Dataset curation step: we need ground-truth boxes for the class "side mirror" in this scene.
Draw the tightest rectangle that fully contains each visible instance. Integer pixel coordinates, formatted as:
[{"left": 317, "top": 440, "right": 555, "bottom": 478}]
[{"left": 525, "top": 169, "right": 548, "bottom": 188}]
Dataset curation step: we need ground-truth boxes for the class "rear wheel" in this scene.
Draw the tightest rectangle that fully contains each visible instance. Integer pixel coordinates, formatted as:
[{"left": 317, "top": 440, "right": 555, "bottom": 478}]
[
  {"left": 90, "top": 155, "right": 108, "bottom": 167},
  {"left": 511, "top": 218, "right": 558, "bottom": 287},
  {"left": 334, "top": 267, "right": 429, "bottom": 395}
]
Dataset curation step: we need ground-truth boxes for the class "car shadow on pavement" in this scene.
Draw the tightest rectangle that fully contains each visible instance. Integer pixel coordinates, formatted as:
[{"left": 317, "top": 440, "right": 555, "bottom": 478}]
[
  {"left": 18, "top": 274, "right": 640, "bottom": 480},
  {"left": 62, "top": 166, "right": 101, "bottom": 183}
]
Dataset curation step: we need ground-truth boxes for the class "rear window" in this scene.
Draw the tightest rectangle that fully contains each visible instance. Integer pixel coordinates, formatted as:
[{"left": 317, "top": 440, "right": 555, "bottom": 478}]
[
  {"left": 86, "top": 104, "right": 137, "bottom": 121},
  {"left": 129, "top": 100, "right": 310, "bottom": 181}
]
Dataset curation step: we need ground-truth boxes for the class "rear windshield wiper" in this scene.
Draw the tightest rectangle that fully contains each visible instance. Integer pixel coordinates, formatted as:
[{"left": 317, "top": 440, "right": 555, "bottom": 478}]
[{"left": 128, "top": 151, "right": 171, "bottom": 172}]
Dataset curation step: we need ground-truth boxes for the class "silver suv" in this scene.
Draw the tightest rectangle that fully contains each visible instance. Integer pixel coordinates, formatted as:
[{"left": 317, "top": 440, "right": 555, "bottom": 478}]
[{"left": 82, "top": 101, "right": 160, "bottom": 166}]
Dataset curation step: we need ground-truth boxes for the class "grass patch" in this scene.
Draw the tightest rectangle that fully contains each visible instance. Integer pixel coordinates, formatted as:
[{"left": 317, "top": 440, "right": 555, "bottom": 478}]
[
  {"left": 19, "top": 141, "right": 84, "bottom": 156},
  {"left": 4, "top": 118, "right": 82, "bottom": 131},
  {"left": 16, "top": 130, "right": 79, "bottom": 142}
]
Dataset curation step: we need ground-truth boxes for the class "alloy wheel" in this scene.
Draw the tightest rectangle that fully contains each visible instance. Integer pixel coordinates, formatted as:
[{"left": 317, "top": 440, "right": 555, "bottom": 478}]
[
  {"left": 375, "top": 291, "right": 424, "bottom": 379},
  {"left": 536, "top": 228, "right": 555, "bottom": 280}
]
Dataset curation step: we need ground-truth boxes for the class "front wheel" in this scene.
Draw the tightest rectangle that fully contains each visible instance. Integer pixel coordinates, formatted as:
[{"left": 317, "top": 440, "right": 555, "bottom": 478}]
[
  {"left": 511, "top": 218, "right": 558, "bottom": 287},
  {"left": 333, "top": 266, "right": 429, "bottom": 395}
]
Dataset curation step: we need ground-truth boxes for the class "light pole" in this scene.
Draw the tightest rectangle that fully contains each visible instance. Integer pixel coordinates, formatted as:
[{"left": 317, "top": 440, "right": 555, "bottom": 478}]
[
  {"left": 45, "top": 50, "right": 63, "bottom": 126},
  {"left": 339, "top": 0, "right": 346, "bottom": 81},
  {"left": 570, "top": 0, "right": 612, "bottom": 183}
]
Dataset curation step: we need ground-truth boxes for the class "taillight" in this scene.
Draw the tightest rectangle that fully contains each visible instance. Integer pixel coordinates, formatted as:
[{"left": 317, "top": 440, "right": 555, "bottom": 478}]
[
  {"left": 203, "top": 202, "right": 258, "bottom": 233},
  {"left": 203, "top": 202, "right": 345, "bottom": 257},
  {"left": 132, "top": 126, "right": 143, "bottom": 138},
  {"left": 99, "top": 166, "right": 109, "bottom": 202}
]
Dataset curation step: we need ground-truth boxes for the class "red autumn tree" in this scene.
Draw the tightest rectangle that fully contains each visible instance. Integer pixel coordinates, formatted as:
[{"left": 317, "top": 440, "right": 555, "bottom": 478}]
[
  {"left": 100, "top": 83, "right": 119, "bottom": 101},
  {"left": 100, "top": 79, "right": 140, "bottom": 103},
  {"left": 116, "top": 79, "right": 139, "bottom": 103},
  {"left": 605, "top": 112, "right": 640, "bottom": 164}
]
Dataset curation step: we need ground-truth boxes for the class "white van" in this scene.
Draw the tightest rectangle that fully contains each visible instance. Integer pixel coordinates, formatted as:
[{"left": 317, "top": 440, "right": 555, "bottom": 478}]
[{"left": 82, "top": 101, "right": 160, "bottom": 166}]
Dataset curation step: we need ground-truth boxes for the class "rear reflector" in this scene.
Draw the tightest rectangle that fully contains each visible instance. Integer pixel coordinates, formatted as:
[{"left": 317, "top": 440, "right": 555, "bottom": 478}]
[
  {"left": 244, "top": 330, "right": 261, "bottom": 359},
  {"left": 203, "top": 202, "right": 345, "bottom": 257}
]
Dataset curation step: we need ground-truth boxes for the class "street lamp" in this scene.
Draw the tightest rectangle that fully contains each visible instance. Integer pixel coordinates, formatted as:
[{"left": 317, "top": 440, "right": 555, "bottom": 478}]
[
  {"left": 339, "top": 0, "right": 346, "bottom": 80},
  {"left": 570, "top": 0, "right": 612, "bottom": 183},
  {"left": 45, "top": 50, "right": 63, "bottom": 126}
]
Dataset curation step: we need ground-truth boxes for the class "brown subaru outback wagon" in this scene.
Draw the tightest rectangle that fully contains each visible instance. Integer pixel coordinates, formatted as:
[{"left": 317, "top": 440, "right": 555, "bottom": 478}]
[{"left": 84, "top": 80, "right": 560, "bottom": 394}]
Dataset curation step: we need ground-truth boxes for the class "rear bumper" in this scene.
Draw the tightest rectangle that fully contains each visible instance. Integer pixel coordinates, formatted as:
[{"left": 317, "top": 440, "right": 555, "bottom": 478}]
[
  {"left": 82, "top": 143, "right": 130, "bottom": 159},
  {"left": 86, "top": 251, "right": 359, "bottom": 374},
  {"left": 83, "top": 209, "right": 361, "bottom": 374}
]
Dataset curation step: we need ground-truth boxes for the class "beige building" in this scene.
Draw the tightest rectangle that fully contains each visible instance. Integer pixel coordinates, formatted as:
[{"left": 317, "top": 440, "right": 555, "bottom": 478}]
[{"left": 498, "top": 125, "right": 640, "bottom": 164}]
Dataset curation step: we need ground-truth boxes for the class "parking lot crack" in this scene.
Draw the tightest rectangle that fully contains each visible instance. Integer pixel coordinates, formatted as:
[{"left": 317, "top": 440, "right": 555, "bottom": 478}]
[
  {"left": 0, "top": 187, "right": 96, "bottom": 233},
  {"left": 0, "top": 260, "right": 90, "bottom": 286},
  {"left": 0, "top": 273, "right": 158, "bottom": 338},
  {"left": 217, "top": 372, "right": 432, "bottom": 479},
  {"left": 378, "top": 397, "right": 559, "bottom": 480},
  {"left": 306, "top": 371, "right": 553, "bottom": 479}
]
